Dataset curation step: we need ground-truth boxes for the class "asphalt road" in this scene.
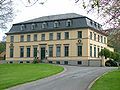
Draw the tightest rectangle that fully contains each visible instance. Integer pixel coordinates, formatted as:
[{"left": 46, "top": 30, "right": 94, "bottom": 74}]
[{"left": 8, "top": 65, "right": 116, "bottom": 90}]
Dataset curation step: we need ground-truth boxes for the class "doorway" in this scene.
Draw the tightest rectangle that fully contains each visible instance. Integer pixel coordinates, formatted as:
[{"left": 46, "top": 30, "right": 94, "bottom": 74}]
[{"left": 41, "top": 47, "right": 45, "bottom": 60}]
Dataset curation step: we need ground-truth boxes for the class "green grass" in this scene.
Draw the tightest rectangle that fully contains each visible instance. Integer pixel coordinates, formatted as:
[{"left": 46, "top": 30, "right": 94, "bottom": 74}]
[
  {"left": 0, "top": 64, "right": 64, "bottom": 90},
  {"left": 91, "top": 70, "right": 120, "bottom": 90}
]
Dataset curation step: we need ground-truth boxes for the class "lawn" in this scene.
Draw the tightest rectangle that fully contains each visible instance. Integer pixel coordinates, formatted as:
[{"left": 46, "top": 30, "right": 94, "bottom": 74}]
[
  {"left": 91, "top": 70, "right": 120, "bottom": 90},
  {"left": 0, "top": 64, "right": 64, "bottom": 90}
]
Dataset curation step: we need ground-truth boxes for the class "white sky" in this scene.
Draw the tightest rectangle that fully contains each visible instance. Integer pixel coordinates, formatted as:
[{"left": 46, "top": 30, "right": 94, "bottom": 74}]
[{"left": 0, "top": 0, "right": 103, "bottom": 41}]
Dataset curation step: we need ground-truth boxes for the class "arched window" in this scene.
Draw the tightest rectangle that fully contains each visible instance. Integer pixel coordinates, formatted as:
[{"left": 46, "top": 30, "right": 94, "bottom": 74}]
[
  {"left": 42, "top": 22, "right": 47, "bottom": 29},
  {"left": 21, "top": 24, "right": 25, "bottom": 30},
  {"left": 66, "top": 20, "right": 72, "bottom": 27},
  {"left": 54, "top": 21, "right": 59, "bottom": 28},
  {"left": 31, "top": 23, "right": 35, "bottom": 30}
]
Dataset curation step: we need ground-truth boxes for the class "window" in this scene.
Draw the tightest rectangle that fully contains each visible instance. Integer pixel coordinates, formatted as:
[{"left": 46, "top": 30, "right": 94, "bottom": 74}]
[
  {"left": 94, "top": 45, "right": 96, "bottom": 57},
  {"left": 33, "top": 47, "right": 37, "bottom": 57},
  {"left": 49, "top": 46, "right": 53, "bottom": 57},
  {"left": 65, "top": 32, "right": 69, "bottom": 39},
  {"left": 64, "top": 46, "right": 69, "bottom": 57},
  {"left": 57, "top": 33, "right": 61, "bottom": 40},
  {"left": 41, "top": 34, "right": 45, "bottom": 41},
  {"left": 94, "top": 33, "right": 96, "bottom": 41},
  {"left": 101, "top": 36, "right": 103, "bottom": 43},
  {"left": 27, "top": 35, "right": 31, "bottom": 42},
  {"left": 49, "top": 61, "right": 52, "bottom": 63},
  {"left": 78, "top": 31, "right": 82, "bottom": 38},
  {"left": 34, "top": 34, "right": 37, "bottom": 41},
  {"left": 98, "top": 47, "right": 100, "bottom": 57},
  {"left": 42, "top": 22, "right": 47, "bottom": 29},
  {"left": 104, "top": 37, "right": 106, "bottom": 44},
  {"left": 56, "top": 45, "right": 61, "bottom": 57},
  {"left": 54, "top": 21, "right": 59, "bottom": 28},
  {"left": 20, "top": 35, "right": 24, "bottom": 42},
  {"left": 10, "top": 48, "right": 14, "bottom": 58},
  {"left": 78, "top": 61, "right": 82, "bottom": 65},
  {"left": 31, "top": 23, "right": 36, "bottom": 30},
  {"left": 98, "top": 35, "right": 100, "bottom": 42},
  {"left": 49, "top": 33, "right": 53, "bottom": 40},
  {"left": 90, "top": 32, "right": 92, "bottom": 40},
  {"left": 94, "top": 22, "right": 97, "bottom": 27},
  {"left": 66, "top": 20, "right": 72, "bottom": 27},
  {"left": 90, "top": 20, "right": 93, "bottom": 25},
  {"left": 64, "top": 61, "right": 68, "bottom": 65},
  {"left": 27, "top": 47, "right": 31, "bottom": 57},
  {"left": 20, "top": 46, "right": 24, "bottom": 57},
  {"left": 78, "top": 46, "right": 82, "bottom": 56},
  {"left": 21, "top": 24, "right": 25, "bottom": 30},
  {"left": 56, "top": 61, "right": 60, "bottom": 64},
  {"left": 90, "top": 44, "right": 92, "bottom": 57},
  {"left": 10, "top": 36, "right": 14, "bottom": 42}
]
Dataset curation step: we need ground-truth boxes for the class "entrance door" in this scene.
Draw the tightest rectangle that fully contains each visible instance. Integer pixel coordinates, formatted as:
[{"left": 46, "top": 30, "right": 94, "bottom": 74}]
[{"left": 41, "top": 47, "right": 45, "bottom": 60}]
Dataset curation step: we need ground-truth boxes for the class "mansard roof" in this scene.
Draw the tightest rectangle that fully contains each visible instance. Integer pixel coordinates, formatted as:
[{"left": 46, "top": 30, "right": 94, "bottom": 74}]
[{"left": 6, "top": 13, "right": 106, "bottom": 36}]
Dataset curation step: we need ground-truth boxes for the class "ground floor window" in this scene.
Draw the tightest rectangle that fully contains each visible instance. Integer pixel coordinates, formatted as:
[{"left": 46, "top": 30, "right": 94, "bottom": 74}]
[
  {"left": 78, "top": 46, "right": 82, "bottom": 56},
  {"left": 49, "top": 61, "right": 52, "bottom": 63},
  {"left": 56, "top": 45, "right": 61, "bottom": 57},
  {"left": 56, "top": 61, "right": 60, "bottom": 64},
  {"left": 27, "top": 47, "right": 31, "bottom": 57},
  {"left": 49, "top": 46, "right": 53, "bottom": 57},
  {"left": 94, "top": 45, "right": 96, "bottom": 57},
  {"left": 10, "top": 48, "right": 14, "bottom": 58},
  {"left": 64, "top": 45, "right": 69, "bottom": 57},
  {"left": 90, "top": 45, "right": 92, "bottom": 57},
  {"left": 33, "top": 47, "right": 37, "bottom": 57},
  {"left": 64, "top": 61, "right": 68, "bottom": 65},
  {"left": 78, "top": 61, "right": 82, "bottom": 65},
  {"left": 20, "top": 46, "right": 24, "bottom": 57}
]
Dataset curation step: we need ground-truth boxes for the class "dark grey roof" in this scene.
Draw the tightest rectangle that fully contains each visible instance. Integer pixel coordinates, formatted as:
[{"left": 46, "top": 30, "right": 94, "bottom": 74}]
[
  {"left": 7, "top": 13, "right": 106, "bottom": 36},
  {"left": 16, "top": 13, "right": 85, "bottom": 24}
]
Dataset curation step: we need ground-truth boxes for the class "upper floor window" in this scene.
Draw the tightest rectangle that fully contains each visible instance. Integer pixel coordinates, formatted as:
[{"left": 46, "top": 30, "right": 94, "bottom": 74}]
[
  {"left": 57, "top": 33, "right": 61, "bottom": 40},
  {"left": 90, "top": 20, "right": 93, "bottom": 25},
  {"left": 41, "top": 34, "right": 45, "bottom": 41},
  {"left": 20, "top": 35, "right": 24, "bottom": 42},
  {"left": 78, "top": 31, "right": 82, "bottom": 38},
  {"left": 21, "top": 24, "right": 25, "bottom": 31},
  {"left": 66, "top": 20, "right": 72, "bottom": 27},
  {"left": 27, "top": 35, "right": 31, "bottom": 42},
  {"left": 31, "top": 23, "right": 36, "bottom": 30},
  {"left": 42, "top": 22, "right": 47, "bottom": 29},
  {"left": 101, "top": 36, "right": 103, "bottom": 43},
  {"left": 90, "top": 32, "right": 92, "bottom": 40},
  {"left": 49, "top": 33, "right": 53, "bottom": 40},
  {"left": 10, "top": 36, "right": 14, "bottom": 42},
  {"left": 54, "top": 21, "right": 59, "bottom": 28},
  {"left": 94, "top": 33, "right": 96, "bottom": 41},
  {"left": 104, "top": 37, "right": 106, "bottom": 44},
  {"left": 34, "top": 34, "right": 37, "bottom": 41},
  {"left": 98, "top": 35, "right": 100, "bottom": 42},
  {"left": 94, "top": 22, "right": 97, "bottom": 27},
  {"left": 65, "top": 32, "right": 69, "bottom": 39}
]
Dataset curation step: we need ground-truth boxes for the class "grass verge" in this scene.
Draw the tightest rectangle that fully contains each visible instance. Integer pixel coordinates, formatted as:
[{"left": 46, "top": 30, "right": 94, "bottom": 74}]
[
  {"left": 91, "top": 70, "right": 120, "bottom": 90},
  {"left": 0, "top": 64, "right": 64, "bottom": 90}
]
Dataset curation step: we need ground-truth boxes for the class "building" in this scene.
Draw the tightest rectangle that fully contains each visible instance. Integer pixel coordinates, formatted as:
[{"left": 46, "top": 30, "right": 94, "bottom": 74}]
[{"left": 6, "top": 13, "right": 110, "bottom": 66}]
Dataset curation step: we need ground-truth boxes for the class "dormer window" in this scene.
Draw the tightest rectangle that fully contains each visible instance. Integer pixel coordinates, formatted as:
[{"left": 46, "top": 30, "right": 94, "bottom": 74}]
[
  {"left": 31, "top": 23, "right": 36, "bottom": 30},
  {"left": 66, "top": 20, "right": 72, "bottom": 27},
  {"left": 90, "top": 20, "right": 93, "bottom": 25},
  {"left": 54, "top": 21, "right": 59, "bottom": 28},
  {"left": 42, "top": 22, "right": 47, "bottom": 29},
  {"left": 21, "top": 24, "right": 25, "bottom": 30},
  {"left": 94, "top": 22, "right": 97, "bottom": 27}
]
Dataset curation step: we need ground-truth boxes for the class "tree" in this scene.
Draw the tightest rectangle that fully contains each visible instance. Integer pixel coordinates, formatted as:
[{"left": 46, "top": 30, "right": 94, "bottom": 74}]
[
  {"left": 99, "top": 48, "right": 111, "bottom": 59},
  {"left": 26, "top": 0, "right": 120, "bottom": 28},
  {"left": 0, "top": 42, "right": 6, "bottom": 54},
  {"left": 0, "top": 0, "right": 14, "bottom": 29}
]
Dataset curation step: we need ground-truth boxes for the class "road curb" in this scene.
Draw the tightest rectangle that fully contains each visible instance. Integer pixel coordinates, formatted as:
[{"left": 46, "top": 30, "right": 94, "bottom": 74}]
[{"left": 87, "top": 70, "right": 113, "bottom": 90}]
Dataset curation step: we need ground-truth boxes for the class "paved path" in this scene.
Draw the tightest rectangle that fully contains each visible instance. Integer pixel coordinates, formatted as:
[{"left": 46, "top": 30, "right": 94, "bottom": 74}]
[{"left": 8, "top": 65, "right": 116, "bottom": 90}]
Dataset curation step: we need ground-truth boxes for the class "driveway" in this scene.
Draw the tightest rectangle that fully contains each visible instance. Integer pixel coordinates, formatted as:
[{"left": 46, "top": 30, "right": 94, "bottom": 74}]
[{"left": 8, "top": 65, "right": 116, "bottom": 90}]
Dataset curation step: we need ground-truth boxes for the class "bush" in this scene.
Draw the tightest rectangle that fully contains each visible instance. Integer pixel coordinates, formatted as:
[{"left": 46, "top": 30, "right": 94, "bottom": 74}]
[
  {"left": 105, "top": 60, "right": 118, "bottom": 67},
  {"left": 33, "top": 57, "right": 38, "bottom": 64}
]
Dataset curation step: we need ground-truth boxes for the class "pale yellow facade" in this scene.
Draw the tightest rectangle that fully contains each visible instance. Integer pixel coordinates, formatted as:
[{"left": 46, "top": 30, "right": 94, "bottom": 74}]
[{"left": 6, "top": 28, "right": 109, "bottom": 66}]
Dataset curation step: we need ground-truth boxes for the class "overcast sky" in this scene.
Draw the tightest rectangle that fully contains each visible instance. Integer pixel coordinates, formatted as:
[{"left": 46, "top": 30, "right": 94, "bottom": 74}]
[{"left": 0, "top": 0, "right": 103, "bottom": 41}]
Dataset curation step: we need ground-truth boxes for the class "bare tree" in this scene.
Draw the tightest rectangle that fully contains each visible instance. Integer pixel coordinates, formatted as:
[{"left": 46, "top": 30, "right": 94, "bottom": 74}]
[{"left": 0, "top": 0, "right": 14, "bottom": 29}]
